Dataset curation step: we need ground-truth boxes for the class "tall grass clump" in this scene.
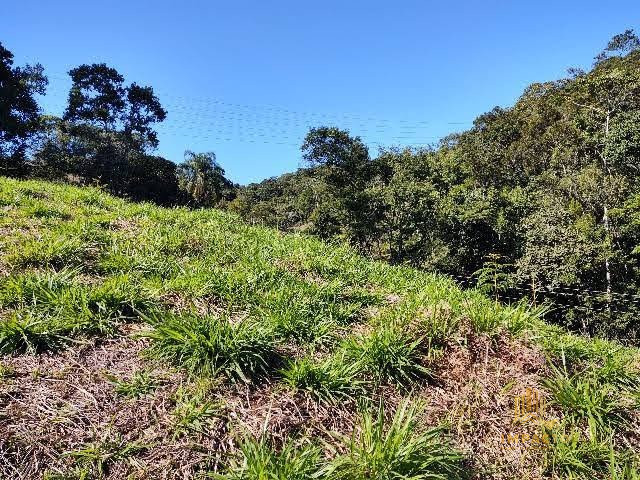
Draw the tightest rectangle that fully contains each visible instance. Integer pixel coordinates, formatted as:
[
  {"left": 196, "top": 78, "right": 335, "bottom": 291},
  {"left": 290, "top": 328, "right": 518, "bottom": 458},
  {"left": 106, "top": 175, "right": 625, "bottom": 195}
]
[
  {"left": 0, "top": 312, "right": 69, "bottom": 354},
  {"left": 280, "top": 355, "right": 365, "bottom": 403},
  {"left": 543, "top": 365, "right": 630, "bottom": 438},
  {"left": 220, "top": 437, "right": 321, "bottom": 480},
  {"left": 144, "top": 311, "right": 278, "bottom": 382},
  {"left": 544, "top": 431, "right": 640, "bottom": 480},
  {"left": 325, "top": 399, "right": 467, "bottom": 480},
  {"left": 344, "top": 323, "right": 430, "bottom": 387}
]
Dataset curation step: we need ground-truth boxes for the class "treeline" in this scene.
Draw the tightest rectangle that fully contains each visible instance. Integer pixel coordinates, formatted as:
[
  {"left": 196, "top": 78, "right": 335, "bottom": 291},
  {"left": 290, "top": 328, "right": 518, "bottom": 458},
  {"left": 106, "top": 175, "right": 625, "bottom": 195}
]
[
  {"left": 3, "top": 32, "right": 640, "bottom": 342},
  {"left": 230, "top": 31, "right": 640, "bottom": 342},
  {"left": 0, "top": 43, "right": 236, "bottom": 207}
]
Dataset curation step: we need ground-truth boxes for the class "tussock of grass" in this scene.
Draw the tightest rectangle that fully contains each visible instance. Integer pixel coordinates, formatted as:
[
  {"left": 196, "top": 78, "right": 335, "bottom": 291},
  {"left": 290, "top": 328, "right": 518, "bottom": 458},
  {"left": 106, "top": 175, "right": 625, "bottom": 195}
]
[
  {"left": 0, "top": 269, "right": 155, "bottom": 353},
  {"left": 325, "top": 399, "right": 467, "bottom": 480},
  {"left": 344, "top": 323, "right": 430, "bottom": 386},
  {"left": 544, "top": 431, "right": 640, "bottom": 479},
  {"left": 0, "top": 312, "right": 69, "bottom": 354},
  {"left": 63, "top": 433, "right": 146, "bottom": 478},
  {"left": 280, "top": 355, "right": 365, "bottom": 403},
  {"left": 220, "top": 437, "right": 321, "bottom": 480},
  {"left": 544, "top": 366, "right": 631, "bottom": 438},
  {"left": 144, "top": 311, "right": 279, "bottom": 382}
]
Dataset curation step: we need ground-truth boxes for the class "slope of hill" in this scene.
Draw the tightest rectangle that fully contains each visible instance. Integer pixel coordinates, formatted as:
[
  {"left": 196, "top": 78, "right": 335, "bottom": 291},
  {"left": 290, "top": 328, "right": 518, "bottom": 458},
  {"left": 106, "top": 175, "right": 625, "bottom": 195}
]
[{"left": 0, "top": 178, "right": 638, "bottom": 479}]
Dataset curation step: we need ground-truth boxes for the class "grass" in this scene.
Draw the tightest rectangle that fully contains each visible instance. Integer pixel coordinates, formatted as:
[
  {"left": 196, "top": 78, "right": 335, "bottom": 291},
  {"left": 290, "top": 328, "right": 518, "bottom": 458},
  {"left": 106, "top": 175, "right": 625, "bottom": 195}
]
[
  {"left": 107, "top": 369, "right": 160, "bottom": 398},
  {"left": 143, "top": 311, "right": 279, "bottom": 382},
  {"left": 1, "top": 178, "right": 639, "bottom": 479},
  {"left": 171, "top": 381, "right": 223, "bottom": 437},
  {"left": 219, "top": 437, "right": 322, "bottom": 480},
  {"left": 544, "top": 365, "right": 632, "bottom": 439},
  {"left": 325, "top": 398, "right": 466, "bottom": 480},
  {"left": 63, "top": 433, "right": 145, "bottom": 478},
  {"left": 343, "top": 322, "right": 431, "bottom": 386},
  {"left": 543, "top": 430, "right": 640, "bottom": 479},
  {"left": 280, "top": 354, "right": 365, "bottom": 403},
  {"left": 0, "top": 311, "right": 70, "bottom": 354}
]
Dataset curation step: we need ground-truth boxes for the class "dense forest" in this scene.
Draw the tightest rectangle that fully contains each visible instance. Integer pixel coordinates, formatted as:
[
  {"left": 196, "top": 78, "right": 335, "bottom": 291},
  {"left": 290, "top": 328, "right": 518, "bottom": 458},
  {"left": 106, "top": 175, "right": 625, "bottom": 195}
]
[
  {"left": 231, "top": 31, "right": 640, "bottom": 342},
  {"left": 2, "top": 31, "right": 640, "bottom": 342}
]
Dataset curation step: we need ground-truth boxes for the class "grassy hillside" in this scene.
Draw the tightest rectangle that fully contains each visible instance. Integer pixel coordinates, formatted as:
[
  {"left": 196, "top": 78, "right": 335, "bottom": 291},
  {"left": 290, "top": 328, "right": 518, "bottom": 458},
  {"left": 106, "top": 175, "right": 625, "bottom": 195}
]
[{"left": 0, "top": 177, "right": 638, "bottom": 479}]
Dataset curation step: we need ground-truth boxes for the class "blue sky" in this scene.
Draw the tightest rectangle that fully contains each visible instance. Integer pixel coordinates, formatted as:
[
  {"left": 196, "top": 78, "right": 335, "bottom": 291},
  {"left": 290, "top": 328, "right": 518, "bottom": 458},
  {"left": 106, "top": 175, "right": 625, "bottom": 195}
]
[{"left": 3, "top": 1, "right": 639, "bottom": 184}]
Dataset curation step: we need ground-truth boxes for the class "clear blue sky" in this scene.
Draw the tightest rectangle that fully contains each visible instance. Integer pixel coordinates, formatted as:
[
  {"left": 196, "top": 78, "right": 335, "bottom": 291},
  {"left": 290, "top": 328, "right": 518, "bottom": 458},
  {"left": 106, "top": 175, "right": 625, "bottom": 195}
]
[{"left": 3, "top": 1, "right": 639, "bottom": 184}]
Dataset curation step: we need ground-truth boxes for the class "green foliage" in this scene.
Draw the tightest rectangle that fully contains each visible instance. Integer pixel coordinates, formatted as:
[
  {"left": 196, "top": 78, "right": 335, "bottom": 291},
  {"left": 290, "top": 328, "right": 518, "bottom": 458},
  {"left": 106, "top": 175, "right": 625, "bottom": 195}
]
[
  {"left": 344, "top": 323, "right": 430, "bottom": 386},
  {"left": 544, "top": 430, "right": 640, "bottom": 480},
  {"left": 0, "top": 311, "right": 69, "bottom": 354},
  {"left": 107, "top": 369, "right": 159, "bottom": 398},
  {"left": 543, "top": 366, "right": 630, "bottom": 439},
  {"left": 220, "top": 437, "right": 321, "bottom": 480},
  {"left": 144, "top": 311, "right": 278, "bottom": 382},
  {"left": 177, "top": 150, "right": 236, "bottom": 207},
  {"left": 229, "top": 33, "right": 640, "bottom": 343},
  {"left": 65, "top": 433, "right": 145, "bottom": 478},
  {"left": 171, "top": 382, "right": 222, "bottom": 437},
  {"left": 325, "top": 399, "right": 467, "bottom": 480},
  {"left": 280, "top": 355, "right": 365, "bottom": 403},
  {"left": 0, "top": 41, "right": 47, "bottom": 175}
]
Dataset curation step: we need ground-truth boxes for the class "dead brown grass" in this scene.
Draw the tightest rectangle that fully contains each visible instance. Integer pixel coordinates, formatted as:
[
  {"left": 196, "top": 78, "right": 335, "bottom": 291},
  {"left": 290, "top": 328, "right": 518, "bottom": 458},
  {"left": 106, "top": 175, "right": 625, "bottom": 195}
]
[{"left": 0, "top": 320, "right": 560, "bottom": 480}]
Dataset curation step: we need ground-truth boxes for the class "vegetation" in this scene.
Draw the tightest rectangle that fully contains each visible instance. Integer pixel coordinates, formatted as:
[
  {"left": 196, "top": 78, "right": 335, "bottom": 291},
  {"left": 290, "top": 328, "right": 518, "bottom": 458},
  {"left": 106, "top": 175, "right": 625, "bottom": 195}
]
[
  {"left": 4, "top": 32, "right": 640, "bottom": 342},
  {"left": 0, "top": 178, "right": 638, "bottom": 479},
  {"left": 2, "top": 29, "right": 640, "bottom": 479},
  {"left": 230, "top": 31, "right": 640, "bottom": 343}
]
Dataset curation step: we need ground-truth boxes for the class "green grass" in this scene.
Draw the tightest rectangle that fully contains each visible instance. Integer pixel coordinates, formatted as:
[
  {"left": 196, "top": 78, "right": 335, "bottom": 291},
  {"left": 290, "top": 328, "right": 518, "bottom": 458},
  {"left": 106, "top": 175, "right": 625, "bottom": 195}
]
[
  {"left": 107, "top": 369, "right": 160, "bottom": 398},
  {"left": 2, "top": 178, "right": 640, "bottom": 479},
  {"left": 544, "top": 366, "right": 631, "bottom": 439},
  {"left": 171, "top": 382, "right": 223, "bottom": 437},
  {"left": 0, "top": 311, "right": 70, "bottom": 354},
  {"left": 219, "top": 437, "right": 321, "bottom": 480},
  {"left": 325, "top": 399, "right": 466, "bottom": 480},
  {"left": 343, "top": 322, "right": 431, "bottom": 386},
  {"left": 63, "top": 433, "right": 145, "bottom": 478},
  {"left": 280, "top": 354, "right": 365, "bottom": 403},
  {"left": 143, "top": 311, "right": 279, "bottom": 382}
]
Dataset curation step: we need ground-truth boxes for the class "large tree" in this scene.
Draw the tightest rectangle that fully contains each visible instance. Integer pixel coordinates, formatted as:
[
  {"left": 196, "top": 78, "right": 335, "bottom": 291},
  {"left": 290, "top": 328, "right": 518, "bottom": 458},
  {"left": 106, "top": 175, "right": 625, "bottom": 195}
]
[
  {"left": 301, "top": 127, "right": 375, "bottom": 248},
  {"left": 0, "top": 41, "right": 47, "bottom": 175},
  {"left": 64, "top": 63, "right": 166, "bottom": 151}
]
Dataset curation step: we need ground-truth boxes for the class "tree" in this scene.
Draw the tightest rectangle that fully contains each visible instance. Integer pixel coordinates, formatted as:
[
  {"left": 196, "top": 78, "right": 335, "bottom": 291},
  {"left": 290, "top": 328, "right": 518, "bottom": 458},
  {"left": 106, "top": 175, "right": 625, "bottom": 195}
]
[
  {"left": 564, "top": 33, "right": 640, "bottom": 302},
  {"left": 0, "top": 41, "right": 47, "bottom": 175},
  {"left": 301, "top": 127, "right": 374, "bottom": 248},
  {"left": 64, "top": 63, "right": 166, "bottom": 151},
  {"left": 64, "top": 64, "right": 126, "bottom": 130},
  {"left": 177, "top": 151, "right": 236, "bottom": 207}
]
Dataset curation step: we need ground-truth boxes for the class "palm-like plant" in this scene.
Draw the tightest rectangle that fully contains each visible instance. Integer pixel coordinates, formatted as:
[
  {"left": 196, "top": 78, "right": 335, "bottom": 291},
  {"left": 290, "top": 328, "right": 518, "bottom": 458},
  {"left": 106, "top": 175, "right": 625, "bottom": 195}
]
[{"left": 177, "top": 150, "right": 235, "bottom": 207}]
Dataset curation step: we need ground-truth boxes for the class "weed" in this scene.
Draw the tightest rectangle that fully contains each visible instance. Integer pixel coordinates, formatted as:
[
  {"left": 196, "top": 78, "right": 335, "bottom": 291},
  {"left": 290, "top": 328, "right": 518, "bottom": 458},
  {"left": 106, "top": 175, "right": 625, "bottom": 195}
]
[
  {"left": 344, "top": 323, "right": 430, "bottom": 386},
  {"left": 0, "top": 312, "right": 69, "bottom": 354},
  {"left": 543, "top": 365, "right": 629, "bottom": 439},
  {"left": 220, "top": 437, "right": 321, "bottom": 480},
  {"left": 171, "top": 383, "right": 223, "bottom": 437},
  {"left": 65, "top": 433, "right": 145, "bottom": 477},
  {"left": 107, "top": 369, "right": 159, "bottom": 398}
]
